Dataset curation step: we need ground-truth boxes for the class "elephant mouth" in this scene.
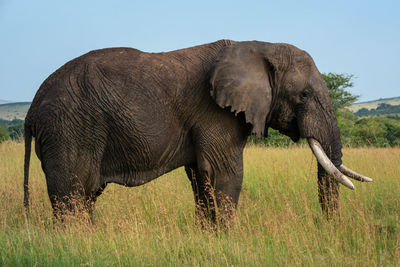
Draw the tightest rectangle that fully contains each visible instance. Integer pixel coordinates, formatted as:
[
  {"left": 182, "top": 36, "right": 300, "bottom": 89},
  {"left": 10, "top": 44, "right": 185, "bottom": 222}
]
[
  {"left": 280, "top": 128, "right": 300, "bottom": 142},
  {"left": 278, "top": 118, "right": 300, "bottom": 142}
]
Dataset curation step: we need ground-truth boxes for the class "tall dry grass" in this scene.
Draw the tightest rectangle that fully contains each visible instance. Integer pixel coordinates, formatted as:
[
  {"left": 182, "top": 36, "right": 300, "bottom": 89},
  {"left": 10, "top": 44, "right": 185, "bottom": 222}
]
[{"left": 0, "top": 141, "right": 399, "bottom": 266}]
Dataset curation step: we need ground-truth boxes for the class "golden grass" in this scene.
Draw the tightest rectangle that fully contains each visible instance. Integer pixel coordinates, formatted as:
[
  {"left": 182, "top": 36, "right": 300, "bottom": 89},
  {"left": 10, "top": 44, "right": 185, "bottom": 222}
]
[{"left": 1, "top": 141, "right": 399, "bottom": 266}]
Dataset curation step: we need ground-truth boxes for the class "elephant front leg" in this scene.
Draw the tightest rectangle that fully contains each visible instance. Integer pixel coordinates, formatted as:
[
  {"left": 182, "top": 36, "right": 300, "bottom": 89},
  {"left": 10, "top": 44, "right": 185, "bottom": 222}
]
[
  {"left": 185, "top": 156, "right": 244, "bottom": 229},
  {"left": 185, "top": 165, "right": 217, "bottom": 225}
]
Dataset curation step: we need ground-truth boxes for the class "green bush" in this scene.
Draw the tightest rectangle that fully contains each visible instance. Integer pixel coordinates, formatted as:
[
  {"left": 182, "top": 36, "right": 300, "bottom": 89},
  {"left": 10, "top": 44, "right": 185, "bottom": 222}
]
[
  {"left": 0, "top": 119, "right": 24, "bottom": 143},
  {"left": 248, "top": 129, "right": 294, "bottom": 147},
  {"left": 0, "top": 125, "right": 9, "bottom": 143}
]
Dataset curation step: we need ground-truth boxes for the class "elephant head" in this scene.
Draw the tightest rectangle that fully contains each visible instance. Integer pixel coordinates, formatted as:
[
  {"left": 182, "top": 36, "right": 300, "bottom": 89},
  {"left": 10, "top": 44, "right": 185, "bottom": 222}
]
[{"left": 210, "top": 41, "right": 372, "bottom": 213}]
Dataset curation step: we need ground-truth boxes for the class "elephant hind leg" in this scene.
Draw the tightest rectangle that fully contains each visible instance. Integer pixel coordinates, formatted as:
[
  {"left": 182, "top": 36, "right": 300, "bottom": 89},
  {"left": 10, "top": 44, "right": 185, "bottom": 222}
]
[
  {"left": 49, "top": 190, "right": 94, "bottom": 223},
  {"left": 42, "top": 148, "right": 103, "bottom": 223},
  {"left": 48, "top": 179, "right": 105, "bottom": 223}
]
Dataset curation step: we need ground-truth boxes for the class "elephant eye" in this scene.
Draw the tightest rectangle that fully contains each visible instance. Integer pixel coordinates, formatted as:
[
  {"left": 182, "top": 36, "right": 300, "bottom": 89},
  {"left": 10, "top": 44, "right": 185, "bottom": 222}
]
[{"left": 300, "top": 90, "right": 309, "bottom": 99}]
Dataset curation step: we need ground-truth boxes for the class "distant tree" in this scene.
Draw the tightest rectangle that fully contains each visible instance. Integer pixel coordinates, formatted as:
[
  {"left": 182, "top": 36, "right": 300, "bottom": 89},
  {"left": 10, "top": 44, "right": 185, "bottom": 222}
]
[
  {"left": 321, "top": 73, "right": 359, "bottom": 145},
  {"left": 322, "top": 73, "right": 359, "bottom": 111},
  {"left": 0, "top": 125, "right": 9, "bottom": 143},
  {"left": 8, "top": 123, "right": 24, "bottom": 140},
  {"left": 0, "top": 119, "right": 25, "bottom": 142},
  {"left": 387, "top": 115, "right": 400, "bottom": 121},
  {"left": 385, "top": 119, "right": 400, "bottom": 146},
  {"left": 351, "top": 117, "right": 400, "bottom": 147},
  {"left": 354, "top": 108, "right": 370, "bottom": 117},
  {"left": 376, "top": 103, "right": 392, "bottom": 110},
  {"left": 353, "top": 119, "right": 386, "bottom": 146},
  {"left": 336, "top": 109, "right": 356, "bottom": 146}
]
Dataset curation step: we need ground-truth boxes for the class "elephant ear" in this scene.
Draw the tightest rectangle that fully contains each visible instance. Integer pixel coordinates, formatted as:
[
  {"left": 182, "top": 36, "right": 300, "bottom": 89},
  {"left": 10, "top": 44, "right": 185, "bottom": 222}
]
[{"left": 210, "top": 43, "right": 274, "bottom": 137}]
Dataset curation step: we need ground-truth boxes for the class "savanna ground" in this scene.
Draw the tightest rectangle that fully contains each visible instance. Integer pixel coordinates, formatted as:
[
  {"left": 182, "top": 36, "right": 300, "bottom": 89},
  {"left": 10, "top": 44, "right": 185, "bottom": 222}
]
[{"left": 1, "top": 141, "right": 399, "bottom": 266}]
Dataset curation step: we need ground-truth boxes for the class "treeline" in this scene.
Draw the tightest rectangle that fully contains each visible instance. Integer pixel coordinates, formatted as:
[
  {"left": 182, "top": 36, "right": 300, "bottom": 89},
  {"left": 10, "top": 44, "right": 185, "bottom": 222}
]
[
  {"left": 0, "top": 119, "right": 24, "bottom": 142},
  {"left": 338, "top": 112, "right": 400, "bottom": 147},
  {"left": 355, "top": 103, "right": 400, "bottom": 117},
  {"left": 250, "top": 113, "right": 400, "bottom": 147}
]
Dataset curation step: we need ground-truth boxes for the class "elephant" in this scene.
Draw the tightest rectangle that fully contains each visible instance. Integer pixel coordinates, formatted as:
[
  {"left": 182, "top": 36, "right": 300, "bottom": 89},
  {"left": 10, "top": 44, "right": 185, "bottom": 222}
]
[{"left": 24, "top": 40, "right": 372, "bottom": 224}]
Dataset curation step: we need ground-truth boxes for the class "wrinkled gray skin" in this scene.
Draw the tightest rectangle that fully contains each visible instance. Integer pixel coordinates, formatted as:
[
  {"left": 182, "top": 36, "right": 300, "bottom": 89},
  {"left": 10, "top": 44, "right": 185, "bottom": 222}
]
[{"left": 24, "top": 40, "right": 342, "bottom": 224}]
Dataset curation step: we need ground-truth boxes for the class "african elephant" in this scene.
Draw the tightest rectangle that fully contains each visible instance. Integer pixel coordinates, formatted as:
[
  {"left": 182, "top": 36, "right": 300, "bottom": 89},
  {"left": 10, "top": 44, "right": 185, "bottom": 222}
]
[{"left": 24, "top": 40, "right": 372, "bottom": 224}]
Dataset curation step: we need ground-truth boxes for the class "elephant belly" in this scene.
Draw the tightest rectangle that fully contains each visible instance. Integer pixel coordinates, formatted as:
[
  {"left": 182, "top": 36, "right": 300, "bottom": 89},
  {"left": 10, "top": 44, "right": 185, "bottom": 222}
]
[{"left": 99, "top": 125, "right": 195, "bottom": 187}]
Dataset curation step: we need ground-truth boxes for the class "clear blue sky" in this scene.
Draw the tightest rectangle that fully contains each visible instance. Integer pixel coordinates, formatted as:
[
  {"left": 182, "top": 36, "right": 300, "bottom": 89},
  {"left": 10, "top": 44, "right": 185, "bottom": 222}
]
[{"left": 1, "top": 0, "right": 399, "bottom": 102}]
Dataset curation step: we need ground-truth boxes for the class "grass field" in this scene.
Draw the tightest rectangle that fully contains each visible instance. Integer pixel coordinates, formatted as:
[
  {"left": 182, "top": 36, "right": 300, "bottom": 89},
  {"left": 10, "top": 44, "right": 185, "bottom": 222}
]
[{"left": 1, "top": 141, "right": 399, "bottom": 266}]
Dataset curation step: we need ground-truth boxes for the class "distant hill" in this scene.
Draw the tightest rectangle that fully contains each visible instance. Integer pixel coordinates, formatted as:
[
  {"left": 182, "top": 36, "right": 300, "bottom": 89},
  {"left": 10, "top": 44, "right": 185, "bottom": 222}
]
[
  {"left": 0, "top": 99, "right": 11, "bottom": 105},
  {"left": 0, "top": 102, "right": 31, "bottom": 120},
  {"left": 348, "top": 96, "right": 400, "bottom": 112}
]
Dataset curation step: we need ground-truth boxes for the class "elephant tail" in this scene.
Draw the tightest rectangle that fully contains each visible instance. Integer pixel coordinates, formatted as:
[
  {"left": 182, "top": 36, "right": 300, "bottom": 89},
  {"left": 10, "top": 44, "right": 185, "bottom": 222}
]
[{"left": 24, "top": 123, "right": 32, "bottom": 215}]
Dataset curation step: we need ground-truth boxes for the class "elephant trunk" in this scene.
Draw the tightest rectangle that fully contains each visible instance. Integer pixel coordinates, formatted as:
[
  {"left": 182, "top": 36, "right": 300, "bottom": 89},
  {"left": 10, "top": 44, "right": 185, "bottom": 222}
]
[
  {"left": 311, "top": 122, "right": 344, "bottom": 214},
  {"left": 304, "top": 113, "right": 372, "bottom": 215},
  {"left": 307, "top": 134, "right": 373, "bottom": 190}
]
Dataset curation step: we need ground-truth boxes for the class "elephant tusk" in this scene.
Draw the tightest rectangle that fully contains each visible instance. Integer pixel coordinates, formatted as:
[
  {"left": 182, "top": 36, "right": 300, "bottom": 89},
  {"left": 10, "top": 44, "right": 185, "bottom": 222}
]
[
  {"left": 339, "top": 164, "right": 373, "bottom": 182},
  {"left": 307, "top": 138, "right": 354, "bottom": 190}
]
